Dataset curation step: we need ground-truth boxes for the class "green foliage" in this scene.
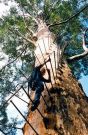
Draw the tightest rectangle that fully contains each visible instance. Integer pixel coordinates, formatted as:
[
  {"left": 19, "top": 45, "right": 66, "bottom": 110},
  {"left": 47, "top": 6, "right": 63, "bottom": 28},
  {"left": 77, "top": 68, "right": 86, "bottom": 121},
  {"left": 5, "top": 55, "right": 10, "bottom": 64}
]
[
  {"left": 0, "top": 0, "right": 88, "bottom": 134},
  {"left": 0, "top": 0, "right": 87, "bottom": 102}
]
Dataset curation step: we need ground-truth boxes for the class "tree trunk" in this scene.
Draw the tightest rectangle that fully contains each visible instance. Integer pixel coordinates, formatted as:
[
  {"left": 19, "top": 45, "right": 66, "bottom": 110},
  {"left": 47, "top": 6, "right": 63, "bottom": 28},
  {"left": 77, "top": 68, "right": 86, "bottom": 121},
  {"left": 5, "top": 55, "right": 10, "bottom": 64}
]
[{"left": 23, "top": 20, "right": 88, "bottom": 135}]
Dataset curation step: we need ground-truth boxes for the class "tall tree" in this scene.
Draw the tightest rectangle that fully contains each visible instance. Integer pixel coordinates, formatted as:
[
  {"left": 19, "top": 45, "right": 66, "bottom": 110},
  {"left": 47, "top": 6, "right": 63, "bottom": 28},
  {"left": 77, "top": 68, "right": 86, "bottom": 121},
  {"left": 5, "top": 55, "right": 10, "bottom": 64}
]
[{"left": 0, "top": 0, "right": 88, "bottom": 134}]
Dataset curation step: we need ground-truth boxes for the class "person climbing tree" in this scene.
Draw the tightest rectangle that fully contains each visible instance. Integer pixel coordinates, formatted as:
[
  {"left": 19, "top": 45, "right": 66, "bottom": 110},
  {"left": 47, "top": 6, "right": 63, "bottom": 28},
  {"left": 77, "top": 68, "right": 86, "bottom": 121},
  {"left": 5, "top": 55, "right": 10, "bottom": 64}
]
[{"left": 28, "top": 58, "right": 51, "bottom": 111}]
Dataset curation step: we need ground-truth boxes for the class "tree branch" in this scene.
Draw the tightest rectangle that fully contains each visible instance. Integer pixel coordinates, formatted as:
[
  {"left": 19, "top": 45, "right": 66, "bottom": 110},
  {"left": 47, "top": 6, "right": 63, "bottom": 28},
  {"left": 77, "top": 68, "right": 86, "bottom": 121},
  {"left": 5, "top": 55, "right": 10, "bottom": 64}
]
[
  {"left": 67, "top": 51, "right": 88, "bottom": 62},
  {"left": 28, "top": 13, "right": 38, "bottom": 25},
  {"left": 51, "top": 0, "right": 59, "bottom": 9},
  {"left": 82, "top": 28, "right": 88, "bottom": 52},
  {"left": 49, "top": 4, "right": 88, "bottom": 28},
  {"left": 21, "top": 7, "right": 38, "bottom": 25},
  {"left": 27, "top": 27, "right": 34, "bottom": 35},
  {"left": 17, "top": 30, "right": 34, "bottom": 44},
  {"left": 45, "top": 0, "right": 59, "bottom": 12},
  {"left": 18, "top": 1, "right": 38, "bottom": 25},
  {"left": 19, "top": 2, "right": 35, "bottom": 35},
  {"left": 0, "top": 45, "right": 27, "bottom": 71},
  {"left": 9, "top": 28, "right": 35, "bottom": 45},
  {"left": 67, "top": 28, "right": 88, "bottom": 62}
]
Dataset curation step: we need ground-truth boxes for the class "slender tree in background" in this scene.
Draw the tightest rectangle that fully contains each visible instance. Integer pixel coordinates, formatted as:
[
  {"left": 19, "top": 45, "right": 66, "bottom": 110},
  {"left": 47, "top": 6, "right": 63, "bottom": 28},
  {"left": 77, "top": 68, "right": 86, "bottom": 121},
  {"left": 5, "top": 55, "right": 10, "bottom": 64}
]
[{"left": 0, "top": 0, "right": 88, "bottom": 135}]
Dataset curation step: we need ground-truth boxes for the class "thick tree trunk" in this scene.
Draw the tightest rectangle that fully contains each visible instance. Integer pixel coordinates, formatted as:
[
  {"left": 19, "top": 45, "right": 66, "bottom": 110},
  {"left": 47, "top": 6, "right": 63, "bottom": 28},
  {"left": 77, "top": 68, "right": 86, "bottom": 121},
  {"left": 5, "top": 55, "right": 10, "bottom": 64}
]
[{"left": 23, "top": 20, "right": 88, "bottom": 135}]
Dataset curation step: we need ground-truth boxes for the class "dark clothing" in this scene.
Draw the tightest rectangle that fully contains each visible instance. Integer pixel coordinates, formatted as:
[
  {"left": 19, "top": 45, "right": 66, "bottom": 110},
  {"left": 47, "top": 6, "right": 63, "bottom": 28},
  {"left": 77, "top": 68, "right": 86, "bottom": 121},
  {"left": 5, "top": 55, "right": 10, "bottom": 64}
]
[
  {"left": 28, "top": 64, "right": 51, "bottom": 91},
  {"left": 34, "top": 83, "right": 44, "bottom": 101},
  {"left": 28, "top": 64, "right": 51, "bottom": 111},
  {"left": 29, "top": 66, "right": 50, "bottom": 90}
]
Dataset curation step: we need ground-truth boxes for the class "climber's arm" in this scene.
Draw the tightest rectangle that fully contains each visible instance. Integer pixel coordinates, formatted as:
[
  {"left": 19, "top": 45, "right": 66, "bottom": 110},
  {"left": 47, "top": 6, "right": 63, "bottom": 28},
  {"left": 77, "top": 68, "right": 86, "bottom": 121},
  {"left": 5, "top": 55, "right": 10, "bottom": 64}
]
[
  {"left": 42, "top": 69, "right": 51, "bottom": 83},
  {"left": 38, "top": 58, "right": 50, "bottom": 69}
]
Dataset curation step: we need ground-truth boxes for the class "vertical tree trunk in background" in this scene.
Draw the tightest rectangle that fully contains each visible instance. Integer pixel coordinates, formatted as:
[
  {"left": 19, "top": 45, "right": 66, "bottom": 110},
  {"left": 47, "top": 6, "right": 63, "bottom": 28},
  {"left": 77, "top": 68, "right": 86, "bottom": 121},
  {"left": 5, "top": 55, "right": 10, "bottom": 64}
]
[{"left": 23, "top": 20, "right": 88, "bottom": 135}]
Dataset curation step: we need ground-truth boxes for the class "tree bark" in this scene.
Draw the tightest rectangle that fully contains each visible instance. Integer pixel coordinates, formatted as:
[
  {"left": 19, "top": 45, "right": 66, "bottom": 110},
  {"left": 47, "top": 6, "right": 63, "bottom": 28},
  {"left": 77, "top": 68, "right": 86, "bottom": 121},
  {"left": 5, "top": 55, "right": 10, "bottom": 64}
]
[{"left": 23, "top": 20, "right": 88, "bottom": 135}]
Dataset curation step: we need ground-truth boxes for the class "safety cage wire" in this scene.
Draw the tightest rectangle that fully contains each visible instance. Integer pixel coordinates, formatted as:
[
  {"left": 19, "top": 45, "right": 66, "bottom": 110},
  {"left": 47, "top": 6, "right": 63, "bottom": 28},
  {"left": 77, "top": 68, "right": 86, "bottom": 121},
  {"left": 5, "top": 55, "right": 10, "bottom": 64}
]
[{"left": 0, "top": 31, "right": 58, "bottom": 135}]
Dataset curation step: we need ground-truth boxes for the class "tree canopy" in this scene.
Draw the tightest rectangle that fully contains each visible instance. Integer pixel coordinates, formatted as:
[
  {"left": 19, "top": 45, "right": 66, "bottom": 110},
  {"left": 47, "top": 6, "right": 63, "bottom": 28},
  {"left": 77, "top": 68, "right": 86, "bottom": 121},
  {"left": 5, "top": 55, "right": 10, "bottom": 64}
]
[{"left": 0, "top": 0, "right": 88, "bottom": 134}]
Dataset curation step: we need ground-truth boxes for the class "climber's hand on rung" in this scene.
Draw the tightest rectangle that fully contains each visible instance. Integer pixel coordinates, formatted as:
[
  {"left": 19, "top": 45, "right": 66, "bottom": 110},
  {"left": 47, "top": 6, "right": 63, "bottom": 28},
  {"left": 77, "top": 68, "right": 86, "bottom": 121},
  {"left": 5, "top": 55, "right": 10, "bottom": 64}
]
[{"left": 45, "top": 57, "right": 51, "bottom": 63}]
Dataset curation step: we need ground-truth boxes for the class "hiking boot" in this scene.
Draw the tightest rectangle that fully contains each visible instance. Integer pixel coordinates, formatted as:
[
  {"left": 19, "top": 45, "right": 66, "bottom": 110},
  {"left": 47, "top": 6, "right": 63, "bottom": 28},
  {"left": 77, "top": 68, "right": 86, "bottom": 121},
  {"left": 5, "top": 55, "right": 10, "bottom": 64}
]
[{"left": 31, "top": 100, "right": 40, "bottom": 111}]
